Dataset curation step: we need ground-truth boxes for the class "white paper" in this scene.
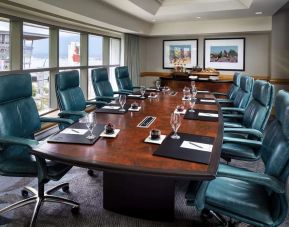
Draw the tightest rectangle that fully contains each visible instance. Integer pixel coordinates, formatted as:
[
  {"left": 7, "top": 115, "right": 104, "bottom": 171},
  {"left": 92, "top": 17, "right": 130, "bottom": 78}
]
[
  {"left": 128, "top": 94, "right": 141, "bottom": 97},
  {"left": 60, "top": 128, "right": 88, "bottom": 135},
  {"left": 102, "top": 106, "right": 120, "bottom": 110},
  {"left": 180, "top": 141, "right": 213, "bottom": 152},
  {"left": 100, "top": 129, "right": 120, "bottom": 138},
  {"left": 146, "top": 88, "right": 157, "bottom": 91},
  {"left": 198, "top": 91, "right": 210, "bottom": 93},
  {"left": 174, "top": 109, "right": 187, "bottom": 115},
  {"left": 200, "top": 99, "right": 215, "bottom": 103},
  {"left": 128, "top": 106, "right": 141, "bottom": 112},
  {"left": 198, "top": 112, "right": 218, "bottom": 118},
  {"left": 144, "top": 135, "right": 166, "bottom": 145}
]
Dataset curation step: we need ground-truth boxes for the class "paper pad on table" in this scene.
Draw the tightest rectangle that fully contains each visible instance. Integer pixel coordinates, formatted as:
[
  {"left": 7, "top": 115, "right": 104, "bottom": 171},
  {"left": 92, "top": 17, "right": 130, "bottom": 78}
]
[
  {"left": 60, "top": 128, "right": 88, "bottom": 135},
  {"left": 180, "top": 141, "right": 213, "bottom": 152},
  {"left": 102, "top": 106, "right": 120, "bottom": 110},
  {"left": 198, "top": 112, "right": 218, "bottom": 118},
  {"left": 128, "top": 94, "right": 141, "bottom": 98},
  {"left": 200, "top": 99, "right": 215, "bottom": 103}
]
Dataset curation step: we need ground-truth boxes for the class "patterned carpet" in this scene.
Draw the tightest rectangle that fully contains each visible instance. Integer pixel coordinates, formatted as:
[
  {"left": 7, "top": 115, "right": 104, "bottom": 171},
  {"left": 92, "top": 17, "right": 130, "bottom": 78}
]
[{"left": 0, "top": 159, "right": 288, "bottom": 227}]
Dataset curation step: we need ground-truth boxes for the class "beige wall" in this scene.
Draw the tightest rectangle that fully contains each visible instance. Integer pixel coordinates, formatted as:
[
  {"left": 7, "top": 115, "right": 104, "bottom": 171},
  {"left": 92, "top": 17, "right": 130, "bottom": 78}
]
[{"left": 140, "top": 33, "right": 271, "bottom": 77}]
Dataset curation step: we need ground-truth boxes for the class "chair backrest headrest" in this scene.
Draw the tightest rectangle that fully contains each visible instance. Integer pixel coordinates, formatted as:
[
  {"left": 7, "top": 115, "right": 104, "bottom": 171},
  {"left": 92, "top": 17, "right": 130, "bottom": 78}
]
[
  {"left": 91, "top": 68, "right": 109, "bottom": 83},
  {"left": 0, "top": 73, "right": 32, "bottom": 104},
  {"left": 275, "top": 90, "right": 289, "bottom": 140},
  {"left": 233, "top": 72, "right": 241, "bottom": 86},
  {"left": 55, "top": 70, "right": 80, "bottom": 91},
  {"left": 0, "top": 73, "right": 40, "bottom": 138},
  {"left": 115, "top": 66, "right": 129, "bottom": 79},
  {"left": 253, "top": 80, "right": 274, "bottom": 106},
  {"left": 240, "top": 75, "right": 253, "bottom": 92},
  {"left": 233, "top": 75, "right": 253, "bottom": 108}
]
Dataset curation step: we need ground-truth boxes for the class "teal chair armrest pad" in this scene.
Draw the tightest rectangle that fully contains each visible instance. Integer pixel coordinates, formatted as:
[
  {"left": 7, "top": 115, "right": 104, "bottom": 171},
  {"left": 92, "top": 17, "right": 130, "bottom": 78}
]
[
  {"left": 223, "top": 136, "right": 262, "bottom": 148},
  {"left": 95, "top": 96, "right": 116, "bottom": 101},
  {"left": 40, "top": 117, "right": 74, "bottom": 125},
  {"left": 85, "top": 100, "right": 107, "bottom": 105},
  {"left": 0, "top": 136, "right": 39, "bottom": 148},
  {"left": 217, "top": 99, "right": 233, "bottom": 103},
  {"left": 119, "top": 89, "right": 133, "bottom": 94},
  {"left": 223, "top": 122, "right": 243, "bottom": 128},
  {"left": 223, "top": 114, "right": 243, "bottom": 119},
  {"left": 113, "top": 91, "right": 131, "bottom": 95},
  {"left": 221, "top": 107, "right": 245, "bottom": 113},
  {"left": 57, "top": 111, "right": 86, "bottom": 118},
  {"left": 217, "top": 164, "right": 285, "bottom": 193},
  {"left": 133, "top": 86, "right": 141, "bottom": 89},
  {"left": 224, "top": 128, "right": 263, "bottom": 139}
]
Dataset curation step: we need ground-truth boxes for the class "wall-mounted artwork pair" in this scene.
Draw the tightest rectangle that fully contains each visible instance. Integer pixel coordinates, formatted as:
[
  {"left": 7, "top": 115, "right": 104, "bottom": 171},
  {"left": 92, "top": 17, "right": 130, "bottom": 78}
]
[{"left": 163, "top": 38, "right": 245, "bottom": 71}]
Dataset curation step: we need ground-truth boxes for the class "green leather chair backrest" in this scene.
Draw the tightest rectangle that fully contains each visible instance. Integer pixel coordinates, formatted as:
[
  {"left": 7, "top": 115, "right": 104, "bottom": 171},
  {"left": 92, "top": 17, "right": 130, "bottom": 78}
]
[
  {"left": 233, "top": 75, "right": 253, "bottom": 108},
  {"left": 91, "top": 67, "right": 114, "bottom": 97},
  {"left": 55, "top": 70, "right": 86, "bottom": 112},
  {"left": 242, "top": 80, "right": 274, "bottom": 132},
  {"left": 115, "top": 66, "right": 133, "bottom": 91},
  {"left": 227, "top": 72, "right": 241, "bottom": 99},
  {"left": 0, "top": 73, "right": 41, "bottom": 138}
]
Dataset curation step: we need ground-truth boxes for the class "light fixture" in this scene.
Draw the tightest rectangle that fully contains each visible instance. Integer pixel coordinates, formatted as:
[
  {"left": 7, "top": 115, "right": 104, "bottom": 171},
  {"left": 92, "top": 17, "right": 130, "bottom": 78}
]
[
  {"left": 255, "top": 11, "right": 263, "bottom": 15},
  {"left": 196, "top": 16, "right": 201, "bottom": 19}
]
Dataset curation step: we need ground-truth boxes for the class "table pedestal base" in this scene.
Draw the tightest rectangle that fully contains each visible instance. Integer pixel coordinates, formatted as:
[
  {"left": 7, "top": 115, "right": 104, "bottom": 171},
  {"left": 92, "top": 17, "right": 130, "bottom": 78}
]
[{"left": 103, "top": 172, "right": 175, "bottom": 221}]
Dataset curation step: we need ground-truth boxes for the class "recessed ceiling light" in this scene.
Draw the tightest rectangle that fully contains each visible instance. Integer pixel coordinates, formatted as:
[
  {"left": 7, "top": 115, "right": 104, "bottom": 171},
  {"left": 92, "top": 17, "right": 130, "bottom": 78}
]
[
  {"left": 196, "top": 16, "right": 201, "bottom": 19},
  {"left": 152, "top": 19, "right": 156, "bottom": 22},
  {"left": 255, "top": 11, "right": 263, "bottom": 15}
]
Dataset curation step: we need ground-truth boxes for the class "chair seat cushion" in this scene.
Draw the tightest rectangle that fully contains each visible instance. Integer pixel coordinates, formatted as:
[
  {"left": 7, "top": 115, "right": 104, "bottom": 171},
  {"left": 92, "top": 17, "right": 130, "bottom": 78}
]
[
  {"left": 206, "top": 177, "right": 273, "bottom": 225},
  {"left": 221, "top": 143, "right": 259, "bottom": 161},
  {"left": 47, "top": 161, "right": 72, "bottom": 181}
]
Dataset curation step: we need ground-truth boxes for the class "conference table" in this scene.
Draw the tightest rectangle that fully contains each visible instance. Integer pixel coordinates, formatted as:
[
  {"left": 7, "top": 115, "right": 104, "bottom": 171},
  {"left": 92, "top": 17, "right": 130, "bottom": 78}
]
[{"left": 32, "top": 90, "right": 223, "bottom": 221}]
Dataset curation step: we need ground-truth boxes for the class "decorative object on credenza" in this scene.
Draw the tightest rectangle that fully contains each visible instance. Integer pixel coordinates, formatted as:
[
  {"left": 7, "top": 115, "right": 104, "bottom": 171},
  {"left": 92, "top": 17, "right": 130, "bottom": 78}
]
[
  {"left": 204, "top": 38, "right": 245, "bottom": 71},
  {"left": 192, "top": 66, "right": 202, "bottom": 72},
  {"left": 163, "top": 39, "right": 198, "bottom": 69}
]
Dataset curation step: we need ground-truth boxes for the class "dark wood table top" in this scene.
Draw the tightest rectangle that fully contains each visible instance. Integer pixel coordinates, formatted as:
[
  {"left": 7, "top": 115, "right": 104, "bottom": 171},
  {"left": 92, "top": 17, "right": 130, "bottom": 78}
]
[{"left": 32, "top": 91, "right": 223, "bottom": 180}]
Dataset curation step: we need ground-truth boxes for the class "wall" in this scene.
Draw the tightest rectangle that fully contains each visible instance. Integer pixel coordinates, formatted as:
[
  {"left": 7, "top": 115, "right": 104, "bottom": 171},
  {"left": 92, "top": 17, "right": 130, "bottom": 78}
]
[{"left": 139, "top": 33, "right": 271, "bottom": 86}]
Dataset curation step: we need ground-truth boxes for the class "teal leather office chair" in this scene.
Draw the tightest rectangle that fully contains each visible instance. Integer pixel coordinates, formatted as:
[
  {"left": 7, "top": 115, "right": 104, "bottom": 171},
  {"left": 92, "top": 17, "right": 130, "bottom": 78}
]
[
  {"left": 219, "top": 75, "right": 253, "bottom": 110},
  {"left": 91, "top": 67, "right": 129, "bottom": 102},
  {"left": 55, "top": 70, "right": 105, "bottom": 176},
  {"left": 213, "top": 72, "right": 241, "bottom": 101},
  {"left": 187, "top": 90, "right": 289, "bottom": 227},
  {"left": 0, "top": 73, "right": 79, "bottom": 226},
  {"left": 221, "top": 80, "right": 275, "bottom": 162},
  {"left": 56, "top": 70, "right": 106, "bottom": 123},
  {"left": 115, "top": 66, "right": 140, "bottom": 93}
]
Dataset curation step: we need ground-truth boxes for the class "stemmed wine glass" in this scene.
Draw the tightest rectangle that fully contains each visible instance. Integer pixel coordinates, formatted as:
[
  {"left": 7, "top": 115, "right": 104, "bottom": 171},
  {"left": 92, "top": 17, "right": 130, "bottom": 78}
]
[
  {"left": 191, "top": 85, "right": 197, "bottom": 100},
  {"left": 170, "top": 112, "right": 181, "bottom": 139},
  {"left": 191, "top": 81, "right": 195, "bottom": 89},
  {"left": 119, "top": 94, "right": 126, "bottom": 112},
  {"left": 80, "top": 113, "right": 96, "bottom": 140},
  {"left": 140, "top": 86, "right": 146, "bottom": 98},
  {"left": 183, "top": 86, "right": 191, "bottom": 99},
  {"left": 189, "top": 98, "right": 196, "bottom": 112},
  {"left": 155, "top": 80, "right": 161, "bottom": 91}
]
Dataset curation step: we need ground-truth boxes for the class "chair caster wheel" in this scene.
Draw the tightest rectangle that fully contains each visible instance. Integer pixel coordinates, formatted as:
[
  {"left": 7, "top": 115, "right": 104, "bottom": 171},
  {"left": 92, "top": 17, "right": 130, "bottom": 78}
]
[
  {"left": 71, "top": 206, "right": 80, "bottom": 214},
  {"left": 21, "top": 189, "right": 29, "bottom": 197},
  {"left": 62, "top": 185, "right": 69, "bottom": 193},
  {"left": 87, "top": 169, "right": 94, "bottom": 176}
]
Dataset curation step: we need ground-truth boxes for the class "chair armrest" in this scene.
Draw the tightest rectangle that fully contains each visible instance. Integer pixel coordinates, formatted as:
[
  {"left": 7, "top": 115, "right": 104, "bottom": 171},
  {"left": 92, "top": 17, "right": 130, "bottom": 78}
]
[
  {"left": 224, "top": 127, "right": 263, "bottom": 139},
  {"left": 119, "top": 89, "right": 133, "bottom": 94},
  {"left": 223, "top": 137, "right": 262, "bottom": 148},
  {"left": 133, "top": 86, "right": 141, "bottom": 89},
  {"left": 217, "top": 164, "right": 285, "bottom": 193},
  {"left": 0, "top": 136, "right": 39, "bottom": 148},
  {"left": 113, "top": 91, "right": 131, "bottom": 95},
  {"left": 212, "top": 92, "right": 227, "bottom": 97},
  {"left": 57, "top": 111, "right": 86, "bottom": 118},
  {"left": 217, "top": 99, "right": 233, "bottom": 103},
  {"left": 85, "top": 100, "right": 107, "bottom": 105},
  {"left": 40, "top": 117, "right": 74, "bottom": 125},
  {"left": 223, "top": 114, "right": 243, "bottom": 119},
  {"left": 95, "top": 96, "right": 116, "bottom": 101},
  {"left": 221, "top": 107, "right": 245, "bottom": 113}
]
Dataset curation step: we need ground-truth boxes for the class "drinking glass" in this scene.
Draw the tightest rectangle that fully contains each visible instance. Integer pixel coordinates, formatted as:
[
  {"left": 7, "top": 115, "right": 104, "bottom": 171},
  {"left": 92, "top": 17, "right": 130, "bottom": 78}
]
[
  {"left": 183, "top": 86, "right": 191, "bottom": 99},
  {"left": 119, "top": 94, "right": 126, "bottom": 112},
  {"left": 189, "top": 98, "right": 196, "bottom": 112},
  {"left": 140, "top": 86, "right": 146, "bottom": 98},
  {"left": 191, "top": 81, "right": 195, "bottom": 89},
  {"left": 170, "top": 112, "right": 181, "bottom": 139},
  {"left": 155, "top": 80, "right": 161, "bottom": 91},
  {"left": 191, "top": 85, "right": 197, "bottom": 100},
  {"left": 80, "top": 113, "right": 96, "bottom": 140}
]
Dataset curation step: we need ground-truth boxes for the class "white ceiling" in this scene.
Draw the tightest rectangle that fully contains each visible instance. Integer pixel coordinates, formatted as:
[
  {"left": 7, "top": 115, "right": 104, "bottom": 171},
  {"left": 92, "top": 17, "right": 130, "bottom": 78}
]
[{"left": 102, "top": 0, "right": 288, "bottom": 22}]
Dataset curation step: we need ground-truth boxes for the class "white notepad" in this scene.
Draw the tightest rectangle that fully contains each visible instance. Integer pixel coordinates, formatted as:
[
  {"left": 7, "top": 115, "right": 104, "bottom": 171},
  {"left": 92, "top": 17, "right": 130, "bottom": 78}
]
[
  {"left": 60, "top": 128, "right": 88, "bottom": 135},
  {"left": 102, "top": 106, "right": 120, "bottom": 110},
  {"left": 200, "top": 99, "right": 215, "bottom": 103},
  {"left": 198, "top": 112, "right": 218, "bottom": 118},
  {"left": 128, "top": 94, "right": 141, "bottom": 98},
  {"left": 197, "top": 90, "right": 210, "bottom": 93},
  {"left": 180, "top": 141, "right": 213, "bottom": 152}
]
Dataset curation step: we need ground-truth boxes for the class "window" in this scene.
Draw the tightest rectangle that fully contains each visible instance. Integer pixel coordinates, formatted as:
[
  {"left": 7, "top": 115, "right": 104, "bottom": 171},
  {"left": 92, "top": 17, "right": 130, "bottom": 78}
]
[
  {"left": 0, "top": 19, "right": 10, "bottom": 71},
  {"left": 88, "top": 35, "right": 103, "bottom": 66},
  {"left": 23, "top": 22, "right": 49, "bottom": 69},
  {"left": 31, "top": 71, "right": 50, "bottom": 114},
  {"left": 109, "top": 38, "right": 121, "bottom": 90},
  {"left": 59, "top": 30, "right": 80, "bottom": 67}
]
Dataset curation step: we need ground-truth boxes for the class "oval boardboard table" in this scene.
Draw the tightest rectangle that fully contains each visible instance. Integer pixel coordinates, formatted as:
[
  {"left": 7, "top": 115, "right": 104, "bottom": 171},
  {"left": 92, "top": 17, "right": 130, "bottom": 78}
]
[{"left": 32, "top": 90, "right": 223, "bottom": 221}]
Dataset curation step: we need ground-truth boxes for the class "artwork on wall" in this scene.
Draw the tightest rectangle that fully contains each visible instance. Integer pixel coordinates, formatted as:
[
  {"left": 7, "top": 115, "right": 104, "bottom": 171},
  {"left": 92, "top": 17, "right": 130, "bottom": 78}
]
[
  {"left": 163, "top": 39, "right": 198, "bottom": 69},
  {"left": 204, "top": 38, "right": 245, "bottom": 71}
]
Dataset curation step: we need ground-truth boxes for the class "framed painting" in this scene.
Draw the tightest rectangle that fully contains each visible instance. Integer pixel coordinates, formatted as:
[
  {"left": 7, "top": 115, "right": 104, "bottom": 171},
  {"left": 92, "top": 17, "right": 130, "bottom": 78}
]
[
  {"left": 204, "top": 38, "right": 245, "bottom": 71},
  {"left": 163, "top": 39, "right": 198, "bottom": 69}
]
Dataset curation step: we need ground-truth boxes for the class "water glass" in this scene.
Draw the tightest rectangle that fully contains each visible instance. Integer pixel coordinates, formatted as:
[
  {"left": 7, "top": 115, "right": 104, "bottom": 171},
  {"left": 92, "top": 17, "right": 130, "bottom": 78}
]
[
  {"left": 80, "top": 113, "right": 96, "bottom": 140},
  {"left": 183, "top": 86, "right": 191, "bottom": 99},
  {"left": 189, "top": 98, "right": 196, "bottom": 112},
  {"left": 191, "top": 86, "right": 197, "bottom": 99},
  {"left": 170, "top": 112, "right": 181, "bottom": 139},
  {"left": 155, "top": 80, "right": 161, "bottom": 91},
  {"left": 119, "top": 94, "right": 126, "bottom": 112},
  {"left": 140, "top": 86, "right": 146, "bottom": 98}
]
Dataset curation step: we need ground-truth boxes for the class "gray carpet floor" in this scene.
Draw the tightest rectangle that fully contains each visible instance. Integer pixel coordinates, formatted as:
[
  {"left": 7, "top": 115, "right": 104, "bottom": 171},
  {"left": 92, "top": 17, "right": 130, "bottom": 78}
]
[{"left": 0, "top": 159, "right": 288, "bottom": 227}]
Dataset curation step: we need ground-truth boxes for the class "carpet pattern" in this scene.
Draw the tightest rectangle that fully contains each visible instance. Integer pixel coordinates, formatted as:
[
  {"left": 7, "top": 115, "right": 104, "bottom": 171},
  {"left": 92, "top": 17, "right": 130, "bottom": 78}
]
[{"left": 0, "top": 158, "right": 288, "bottom": 227}]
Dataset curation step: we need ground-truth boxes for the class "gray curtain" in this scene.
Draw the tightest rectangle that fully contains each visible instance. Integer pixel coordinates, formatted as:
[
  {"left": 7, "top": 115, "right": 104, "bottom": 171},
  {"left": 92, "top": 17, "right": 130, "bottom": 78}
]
[{"left": 124, "top": 34, "right": 140, "bottom": 86}]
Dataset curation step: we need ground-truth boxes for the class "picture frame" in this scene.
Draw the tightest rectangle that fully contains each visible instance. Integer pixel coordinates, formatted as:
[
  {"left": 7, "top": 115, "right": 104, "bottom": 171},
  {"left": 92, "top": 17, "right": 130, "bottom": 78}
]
[
  {"left": 204, "top": 38, "right": 245, "bottom": 71},
  {"left": 163, "top": 39, "right": 198, "bottom": 69}
]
